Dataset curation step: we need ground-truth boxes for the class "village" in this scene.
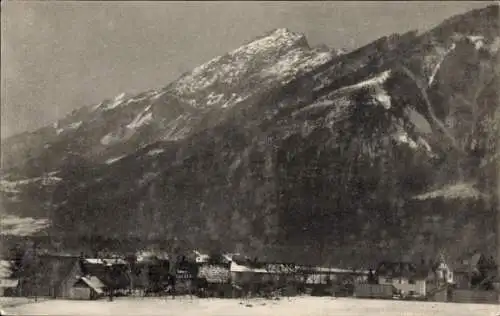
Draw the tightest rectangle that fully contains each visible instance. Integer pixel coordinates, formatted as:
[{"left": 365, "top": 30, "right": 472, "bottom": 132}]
[{"left": 0, "top": 245, "right": 499, "bottom": 307}]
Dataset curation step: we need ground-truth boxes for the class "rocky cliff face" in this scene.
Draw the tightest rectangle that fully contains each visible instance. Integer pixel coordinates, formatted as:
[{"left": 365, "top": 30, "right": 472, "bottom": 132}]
[{"left": 1, "top": 5, "right": 499, "bottom": 266}]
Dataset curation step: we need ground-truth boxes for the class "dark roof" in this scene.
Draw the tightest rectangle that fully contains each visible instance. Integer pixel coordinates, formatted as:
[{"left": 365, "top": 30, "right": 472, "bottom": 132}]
[
  {"left": 454, "top": 253, "right": 497, "bottom": 272},
  {"left": 376, "top": 261, "right": 429, "bottom": 279},
  {"left": 82, "top": 261, "right": 130, "bottom": 289}
]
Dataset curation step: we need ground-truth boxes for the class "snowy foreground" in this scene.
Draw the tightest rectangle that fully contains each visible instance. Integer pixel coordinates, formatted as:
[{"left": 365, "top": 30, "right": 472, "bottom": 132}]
[{"left": 2, "top": 296, "right": 500, "bottom": 316}]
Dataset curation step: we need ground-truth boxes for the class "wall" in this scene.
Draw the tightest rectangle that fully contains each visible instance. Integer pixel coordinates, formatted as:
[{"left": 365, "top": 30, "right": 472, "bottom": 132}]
[
  {"left": 305, "top": 273, "right": 366, "bottom": 285},
  {"left": 454, "top": 273, "right": 470, "bottom": 289},
  {"left": 199, "top": 265, "right": 230, "bottom": 283},
  {"left": 451, "top": 289, "right": 499, "bottom": 304},
  {"left": 378, "top": 277, "right": 426, "bottom": 297},
  {"left": 69, "top": 287, "right": 91, "bottom": 300},
  {"left": 435, "top": 263, "right": 454, "bottom": 284},
  {"left": 231, "top": 272, "right": 274, "bottom": 284},
  {"left": 431, "top": 288, "right": 448, "bottom": 302},
  {"left": 306, "top": 273, "right": 330, "bottom": 285},
  {"left": 59, "top": 262, "right": 81, "bottom": 298},
  {"left": 354, "top": 283, "right": 393, "bottom": 298}
]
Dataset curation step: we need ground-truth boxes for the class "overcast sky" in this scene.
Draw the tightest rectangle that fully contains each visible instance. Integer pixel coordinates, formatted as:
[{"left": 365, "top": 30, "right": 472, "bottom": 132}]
[{"left": 1, "top": 1, "right": 493, "bottom": 138}]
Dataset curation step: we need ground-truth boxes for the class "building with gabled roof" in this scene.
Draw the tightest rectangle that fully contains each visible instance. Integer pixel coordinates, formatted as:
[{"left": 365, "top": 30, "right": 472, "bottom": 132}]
[
  {"left": 15, "top": 254, "right": 107, "bottom": 300},
  {"left": 17, "top": 254, "right": 82, "bottom": 299},
  {"left": 454, "top": 252, "right": 497, "bottom": 290},
  {"left": 375, "top": 261, "right": 429, "bottom": 297}
]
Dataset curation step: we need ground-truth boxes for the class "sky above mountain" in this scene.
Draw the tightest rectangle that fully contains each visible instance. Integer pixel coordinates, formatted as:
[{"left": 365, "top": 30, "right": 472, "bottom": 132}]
[{"left": 1, "top": 1, "right": 493, "bottom": 139}]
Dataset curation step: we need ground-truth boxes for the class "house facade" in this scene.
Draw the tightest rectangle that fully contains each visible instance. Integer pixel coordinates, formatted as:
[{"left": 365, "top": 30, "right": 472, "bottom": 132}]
[
  {"left": 301, "top": 267, "right": 368, "bottom": 285},
  {"left": 375, "top": 261, "right": 427, "bottom": 297},
  {"left": 198, "top": 264, "right": 230, "bottom": 284},
  {"left": 433, "top": 261, "right": 454, "bottom": 284},
  {"left": 454, "top": 253, "right": 497, "bottom": 290}
]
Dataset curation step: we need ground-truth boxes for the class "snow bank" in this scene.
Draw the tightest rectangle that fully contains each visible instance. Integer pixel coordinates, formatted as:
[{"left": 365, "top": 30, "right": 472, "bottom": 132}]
[
  {"left": 0, "top": 215, "right": 49, "bottom": 236},
  {"left": 146, "top": 148, "right": 165, "bottom": 156},
  {"left": 331, "top": 71, "right": 392, "bottom": 109},
  {"left": 467, "top": 35, "right": 485, "bottom": 50},
  {"left": 261, "top": 49, "right": 332, "bottom": 82},
  {"left": 56, "top": 121, "right": 83, "bottom": 135},
  {"left": 105, "top": 155, "right": 125, "bottom": 165},
  {"left": 105, "top": 92, "right": 127, "bottom": 110},
  {"left": 0, "top": 176, "right": 62, "bottom": 193},
  {"left": 413, "top": 182, "right": 485, "bottom": 201},
  {"left": 4, "top": 296, "right": 499, "bottom": 316},
  {"left": 206, "top": 92, "right": 225, "bottom": 106},
  {"left": 428, "top": 43, "right": 456, "bottom": 86},
  {"left": 100, "top": 129, "right": 134, "bottom": 146},
  {"left": 126, "top": 111, "right": 153, "bottom": 130}
]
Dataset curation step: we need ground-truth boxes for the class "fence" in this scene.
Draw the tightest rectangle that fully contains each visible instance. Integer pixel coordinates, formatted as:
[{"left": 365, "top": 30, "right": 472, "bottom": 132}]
[
  {"left": 450, "top": 289, "right": 499, "bottom": 304},
  {"left": 427, "top": 286, "right": 449, "bottom": 302},
  {"left": 354, "top": 283, "right": 394, "bottom": 299}
]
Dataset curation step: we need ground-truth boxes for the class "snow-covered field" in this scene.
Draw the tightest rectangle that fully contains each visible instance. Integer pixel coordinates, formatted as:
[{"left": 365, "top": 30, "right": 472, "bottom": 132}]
[{"left": 2, "top": 296, "right": 500, "bottom": 316}]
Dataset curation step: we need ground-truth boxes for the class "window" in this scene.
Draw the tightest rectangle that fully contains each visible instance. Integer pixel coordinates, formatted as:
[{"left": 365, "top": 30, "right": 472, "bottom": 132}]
[{"left": 409, "top": 279, "right": 416, "bottom": 284}]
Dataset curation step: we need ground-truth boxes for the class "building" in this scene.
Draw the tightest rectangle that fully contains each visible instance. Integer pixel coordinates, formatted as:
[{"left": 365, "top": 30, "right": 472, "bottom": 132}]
[
  {"left": 19, "top": 255, "right": 78, "bottom": 299},
  {"left": 425, "top": 256, "right": 454, "bottom": 293},
  {"left": 16, "top": 254, "right": 107, "bottom": 300},
  {"left": 20, "top": 254, "right": 81, "bottom": 298},
  {"left": 229, "top": 253, "right": 305, "bottom": 285},
  {"left": 82, "top": 257, "right": 131, "bottom": 294},
  {"left": 375, "top": 261, "right": 428, "bottom": 298},
  {"left": 301, "top": 266, "right": 368, "bottom": 285},
  {"left": 197, "top": 264, "right": 231, "bottom": 297},
  {"left": 229, "top": 252, "right": 368, "bottom": 298},
  {"left": 432, "top": 260, "right": 454, "bottom": 284},
  {"left": 71, "top": 276, "right": 105, "bottom": 300},
  {"left": 193, "top": 250, "right": 210, "bottom": 264},
  {"left": 354, "top": 283, "right": 395, "bottom": 299},
  {"left": 198, "top": 264, "right": 230, "bottom": 284},
  {"left": 454, "top": 252, "right": 497, "bottom": 290}
]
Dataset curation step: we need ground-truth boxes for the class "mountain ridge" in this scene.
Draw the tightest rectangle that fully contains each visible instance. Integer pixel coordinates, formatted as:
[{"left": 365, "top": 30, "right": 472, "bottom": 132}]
[{"left": 1, "top": 4, "right": 499, "bottom": 266}]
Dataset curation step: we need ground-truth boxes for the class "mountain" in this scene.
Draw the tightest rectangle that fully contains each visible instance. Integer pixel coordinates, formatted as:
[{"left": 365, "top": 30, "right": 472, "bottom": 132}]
[{"left": 1, "top": 5, "right": 499, "bottom": 266}]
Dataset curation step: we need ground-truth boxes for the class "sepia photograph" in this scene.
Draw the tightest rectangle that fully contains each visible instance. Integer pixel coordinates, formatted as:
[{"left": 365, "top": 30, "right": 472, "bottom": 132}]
[{"left": 0, "top": 1, "right": 499, "bottom": 315}]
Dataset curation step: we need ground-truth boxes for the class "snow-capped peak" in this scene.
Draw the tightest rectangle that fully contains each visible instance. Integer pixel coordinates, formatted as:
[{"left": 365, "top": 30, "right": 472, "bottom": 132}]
[
  {"left": 172, "top": 28, "right": 309, "bottom": 96},
  {"left": 233, "top": 28, "right": 305, "bottom": 55}
]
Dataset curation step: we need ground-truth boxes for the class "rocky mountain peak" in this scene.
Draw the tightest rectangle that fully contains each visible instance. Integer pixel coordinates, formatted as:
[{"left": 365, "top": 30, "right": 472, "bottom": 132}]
[{"left": 1, "top": 5, "right": 498, "bottom": 265}]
